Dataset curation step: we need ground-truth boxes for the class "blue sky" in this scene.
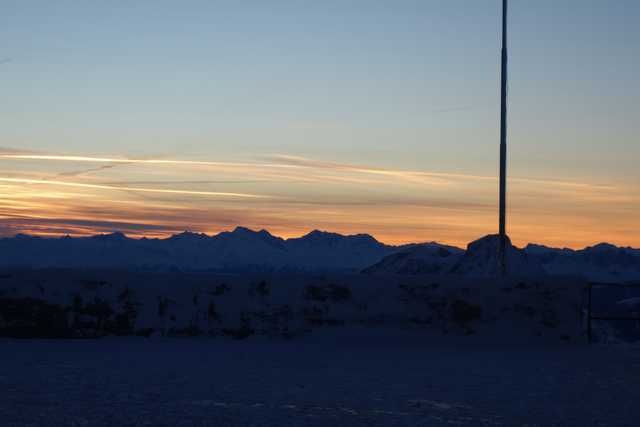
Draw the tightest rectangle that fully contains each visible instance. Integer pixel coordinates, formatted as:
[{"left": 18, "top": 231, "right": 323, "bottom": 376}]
[{"left": 1, "top": 1, "right": 639, "bottom": 246}]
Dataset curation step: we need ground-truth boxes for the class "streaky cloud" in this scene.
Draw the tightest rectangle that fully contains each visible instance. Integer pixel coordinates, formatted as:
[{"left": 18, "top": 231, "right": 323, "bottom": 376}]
[
  {"left": 0, "top": 153, "right": 300, "bottom": 170},
  {"left": 0, "top": 177, "right": 270, "bottom": 199},
  {"left": 2, "top": 150, "right": 616, "bottom": 192}
]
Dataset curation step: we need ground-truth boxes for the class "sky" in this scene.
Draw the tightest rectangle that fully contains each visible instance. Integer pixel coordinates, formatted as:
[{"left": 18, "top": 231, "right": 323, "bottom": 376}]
[{"left": 1, "top": 0, "right": 639, "bottom": 248}]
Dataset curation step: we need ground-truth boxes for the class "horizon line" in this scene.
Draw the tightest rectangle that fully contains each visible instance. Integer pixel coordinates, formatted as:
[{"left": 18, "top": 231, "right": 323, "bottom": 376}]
[{"left": 2, "top": 226, "right": 636, "bottom": 252}]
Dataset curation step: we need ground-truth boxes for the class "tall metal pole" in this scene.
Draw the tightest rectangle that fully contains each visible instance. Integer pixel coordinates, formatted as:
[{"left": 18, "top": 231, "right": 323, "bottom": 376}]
[{"left": 498, "top": 0, "right": 508, "bottom": 275}]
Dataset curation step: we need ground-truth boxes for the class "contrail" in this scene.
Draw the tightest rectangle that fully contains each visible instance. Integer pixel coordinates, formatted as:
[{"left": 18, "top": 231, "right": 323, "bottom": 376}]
[
  {"left": 264, "top": 154, "right": 615, "bottom": 190},
  {"left": 1, "top": 152, "right": 615, "bottom": 191},
  {"left": 0, "top": 154, "right": 301, "bottom": 170},
  {"left": 0, "top": 177, "right": 270, "bottom": 199},
  {"left": 102, "top": 179, "right": 268, "bottom": 185},
  {"left": 57, "top": 164, "right": 118, "bottom": 178}
]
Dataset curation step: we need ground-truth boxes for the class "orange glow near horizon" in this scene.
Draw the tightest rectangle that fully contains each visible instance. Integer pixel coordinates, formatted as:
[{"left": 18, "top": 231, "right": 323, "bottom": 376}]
[{"left": 1, "top": 150, "right": 638, "bottom": 250}]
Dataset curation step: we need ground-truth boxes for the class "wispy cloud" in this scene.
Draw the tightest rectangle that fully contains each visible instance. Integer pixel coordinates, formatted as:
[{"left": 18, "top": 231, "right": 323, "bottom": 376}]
[
  {"left": 102, "top": 180, "right": 269, "bottom": 185},
  {"left": 0, "top": 153, "right": 299, "bottom": 170},
  {"left": 2, "top": 149, "right": 615, "bottom": 191},
  {"left": 263, "top": 154, "right": 618, "bottom": 191},
  {"left": 0, "top": 146, "right": 38, "bottom": 155},
  {"left": 0, "top": 177, "right": 270, "bottom": 199}
]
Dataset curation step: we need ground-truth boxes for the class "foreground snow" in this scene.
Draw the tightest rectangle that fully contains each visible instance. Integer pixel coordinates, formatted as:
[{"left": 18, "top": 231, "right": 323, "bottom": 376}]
[
  {"left": 0, "top": 269, "right": 586, "bottom": 343},
  {"left": 1, "top": 329, "right": 639, "bottom": 426}
]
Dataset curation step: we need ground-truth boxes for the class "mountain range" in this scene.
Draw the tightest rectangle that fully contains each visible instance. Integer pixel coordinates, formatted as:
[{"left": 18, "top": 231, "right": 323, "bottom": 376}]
[
  {"left": 0, "top": 227, "right": 392, "bottom": 273},
  {"left": 1, "top": 227, "right": 639, "bottom": 282}
]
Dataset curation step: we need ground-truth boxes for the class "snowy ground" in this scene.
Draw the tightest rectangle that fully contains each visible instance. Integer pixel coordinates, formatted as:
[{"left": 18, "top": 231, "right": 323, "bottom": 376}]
[
  {"left": 0, "top": 269, "right": 588, "bottom": 343},
  {"left": 2, "top": 328, "right": 639, "bottom": 426}
]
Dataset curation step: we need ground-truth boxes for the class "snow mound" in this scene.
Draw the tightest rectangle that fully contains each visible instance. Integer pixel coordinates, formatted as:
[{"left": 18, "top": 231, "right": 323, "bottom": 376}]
[
  {"left": 451, "top": 235, "right": 546, "bottom": 278},
  {"left": 362, "top": 243, "right": 463, "bottom": 275},
  {"left": 363, "top": 235, "right": 545, "bottom": 278},
  {"left": 525, "top": 242, "right": 640, "bottom": 283}
]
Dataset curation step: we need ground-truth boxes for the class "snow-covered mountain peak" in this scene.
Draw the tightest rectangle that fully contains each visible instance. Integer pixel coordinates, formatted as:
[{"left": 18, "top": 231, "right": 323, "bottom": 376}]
[
  {"left": 465, "top": 234, "right": 508, "bottom": 252},
  {"left": 296, "top": 230, "right": 381, "bottom": 246},
  {"left": 91, "top": 231, "right": 128, "bottom": 241},
  {"left": 224, "top": 226, "right": 280, "bottom": 241},
  {"left": 169, "top": 231, "right": 211, "bottom": 241},
  {"left": 587, "top": 242, "right": 621, "bottom": 252},
  {"left": 298, "top": 229, "right": 342, "bottom": 241},
  {"left": 229, "top": 226, "right": 256, "bottom": 235},
  {"left": 524, "top": 243, "right": 574, "bottom": 255}
]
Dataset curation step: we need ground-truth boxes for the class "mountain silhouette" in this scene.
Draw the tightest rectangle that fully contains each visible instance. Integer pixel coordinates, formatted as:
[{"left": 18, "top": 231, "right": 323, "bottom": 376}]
[{"left": 1, "top": 228, "right": 638, "bottom": 282}]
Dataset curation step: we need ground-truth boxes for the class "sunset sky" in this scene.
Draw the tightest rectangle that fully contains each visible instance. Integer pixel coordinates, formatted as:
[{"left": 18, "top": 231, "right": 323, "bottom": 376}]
[{"left": 1, "top": 0, "right": 639, "bottom": 248}]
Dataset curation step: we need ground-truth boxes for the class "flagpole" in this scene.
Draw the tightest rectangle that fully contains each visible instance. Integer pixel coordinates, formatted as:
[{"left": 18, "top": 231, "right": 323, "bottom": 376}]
[{"left": 498, "top": 0, "right": 508, "bottom": 275}]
